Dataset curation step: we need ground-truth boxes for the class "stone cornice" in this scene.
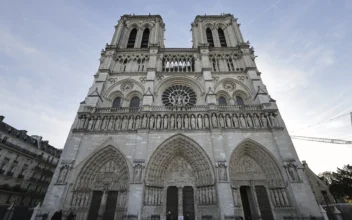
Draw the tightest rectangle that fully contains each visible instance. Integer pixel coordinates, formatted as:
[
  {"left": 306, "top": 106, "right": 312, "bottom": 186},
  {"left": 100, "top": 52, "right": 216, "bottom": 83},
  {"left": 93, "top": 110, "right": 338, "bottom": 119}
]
[
  {"left": 121, "top": 14, "right": 163, "bottom": 22},
  {"left": 194, "top": 14, "right": 233, "bottom": 23},
  {"left": 159, "top": 48, "right": 198, "bottom": 53},
  {"left": 110, "top": 72, "right": 147, "bottom": 76},
  {"left": 116, "top": 48, "right": 150, "bottom": 53}
]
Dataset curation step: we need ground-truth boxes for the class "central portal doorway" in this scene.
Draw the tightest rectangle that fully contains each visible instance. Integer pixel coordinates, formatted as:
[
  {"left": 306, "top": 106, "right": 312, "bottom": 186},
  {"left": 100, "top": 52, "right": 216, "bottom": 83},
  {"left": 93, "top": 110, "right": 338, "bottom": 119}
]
[
  {"left": 183, "top": 186, "right": 195, "bottom": 220},
  {"left": 166, "top": 186, "right": 195, "bottom": 220}
]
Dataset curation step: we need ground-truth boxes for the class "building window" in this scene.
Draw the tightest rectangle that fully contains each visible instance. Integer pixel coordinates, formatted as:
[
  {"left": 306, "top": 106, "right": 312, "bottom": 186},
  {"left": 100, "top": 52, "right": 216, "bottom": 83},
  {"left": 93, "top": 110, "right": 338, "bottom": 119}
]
[
  {"left": 112, "top": 97, "right": 121, "bottom": 108},
  {"left": 127, "top": 28, "right": 137, "bottom": 48},
  {"left": 141, "top": 28, "right": 150, "bottom": 48},
  {"left": 206, "top": 28, "right": 214, "bottom": 47},
  {"left": 236, "top": 96, "right": 244, "bottom": 105},
  {"left": 129, "top": 97, "right": 140, "bottom": 108},
  {"left": 218, "top": 28, "right": 227, "bottom": 47},
  {"left": 218, "top": 96, "right": 227, "bottom": 105}
]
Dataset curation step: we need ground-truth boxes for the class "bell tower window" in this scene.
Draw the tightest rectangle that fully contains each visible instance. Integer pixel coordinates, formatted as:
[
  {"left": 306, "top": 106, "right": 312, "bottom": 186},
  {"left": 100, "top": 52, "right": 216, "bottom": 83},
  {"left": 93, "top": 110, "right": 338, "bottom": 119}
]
[
  {"left": 218, "top": 28, "right": 227, "bottom": 47},
  {"left": 127, "top": 28, "right": 137, "bottom": 48},
  {"left": 141, "top": 28, "right": 150, "bottom": 48},
  {"left": 206, "top": 28, "right": 214, "bottom": 47}
]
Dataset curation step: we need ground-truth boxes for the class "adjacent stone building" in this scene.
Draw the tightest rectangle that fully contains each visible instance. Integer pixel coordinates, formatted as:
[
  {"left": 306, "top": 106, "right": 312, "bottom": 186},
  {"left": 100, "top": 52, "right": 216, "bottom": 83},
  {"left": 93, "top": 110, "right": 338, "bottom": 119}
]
[
  {"left": 0, "top": 116, "right": 61, "bottom": 206},
  {"left": 41, "top": 14, "right": 323, "bottom": 220},
  {"left": 302, "top": 161, "right": 335, "bottom": 206}
]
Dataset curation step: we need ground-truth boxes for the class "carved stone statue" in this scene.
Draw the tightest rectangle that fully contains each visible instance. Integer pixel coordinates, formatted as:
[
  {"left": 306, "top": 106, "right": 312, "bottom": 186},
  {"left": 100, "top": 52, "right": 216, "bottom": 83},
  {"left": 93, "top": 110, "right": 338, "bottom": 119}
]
[
  {"left": 101, "top": 116, "right": 108, "bottom": 130},
  {"left": 57, "top": 165, "right": 69, "bottom": 184},
  {"left": 226, "top": 114, "right": 232, "bottom": 128},
  {"left": 177, "top": 115, "right": 182, "bottom": 129},
  {"left": 115, "top": 116, "right": 121, "bottom": 130},
  {"left": 204, "top": 114, "right": 210, "bottom": 128},
  {"left": 269, "top": 113, "right": 277, "bottom": 127},
  {"left": 94, "top": 117, "right": 101, "bottom": 130},
  {"left": 156, "top": 115, "right": 162, "bottom": 129},
  {"left": 170, "top": 115, "right": 175, "bottom": 129},
  {"left": 142, "top": 115, "right": 147, "bottom": 128},
  {"left": 253, "top": 114, "right": 261, "bottom": 128},
  {"left": 246, "top": 114, "right": 253, "bottom": 128},
  {"left": 134, "top": 164, "right": 143, "bottom": 183},
  {"left": 128, "top": 116, "right": 134, "bottom": 130},
  {"left": 191, "top": 115, "right": 196, "bottom": 129},
  {"left": 88, "top": 117, "right": 94, "bottom": 130},
  {"left": 239, "top": 114, "right": 246, "bottom": 128},
  {"left": 211, "top": 114, "right": 218, "bottom": 128},
  {"left": 197, "top": 115, "right": 203, "bottom": 129},
  {"left": 218, "top": 164, "right": 228, "bottom": 182},
  {"left": 184, "top": 115, "right": 189, "bottom": 129},
  {"left": 261, "top": 113, "right": 268, "bottom": 127},
  {"left": 230, "top": 114, "right": 237, "bottom": 128},
  {"left": 122, "top": 116, "right": 128, "bottom": 130},
  {"left": 149, "top": 115, "right": 155, "bottom": 129},
  {"left": 163, "top": 115, "right": 168, "bottom": 129},
  {"left": 219, "top": 114, "right": 225, "bottom": 128},
  {"left": 108, "top": 117, "right": 115, "bottom": 130},
  {"left": 287, "top": 163, "right": 299, "bottom": 181},
  {"left": 135, "top": 116, "right": 141, "bottom": 129}
]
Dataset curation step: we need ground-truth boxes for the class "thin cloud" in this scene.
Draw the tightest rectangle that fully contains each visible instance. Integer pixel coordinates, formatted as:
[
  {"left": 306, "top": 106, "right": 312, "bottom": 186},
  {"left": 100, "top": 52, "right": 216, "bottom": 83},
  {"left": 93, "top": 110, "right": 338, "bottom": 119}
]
[{"left": 243, "top": 0, "right": 283, "bottom": 27}]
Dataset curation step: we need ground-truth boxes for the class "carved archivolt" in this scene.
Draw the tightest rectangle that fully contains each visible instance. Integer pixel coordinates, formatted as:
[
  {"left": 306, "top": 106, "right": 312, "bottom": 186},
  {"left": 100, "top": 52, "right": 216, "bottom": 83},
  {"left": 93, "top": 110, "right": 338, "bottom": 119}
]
[
  {"left": 214, "top": 78, "right": 252, "bottom": 97},
  {"left": 104, "top": 78, "right": 145, "bottom": 101},
  {"left": 229, "top": 139, "right": 284, "bottom": 188},
  {"left": 74, "top": 146, "right": 130, "bottom": 191},
  {"left": 145, "top": 134, "right": 215, "bottom": 187},
  {"left": 154, "top": 76, "right": 205, "bottom": 97}
]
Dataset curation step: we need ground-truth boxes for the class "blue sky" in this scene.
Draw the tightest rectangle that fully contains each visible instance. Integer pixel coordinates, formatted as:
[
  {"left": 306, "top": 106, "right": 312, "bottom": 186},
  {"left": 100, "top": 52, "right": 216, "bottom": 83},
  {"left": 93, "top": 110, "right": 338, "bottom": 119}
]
[{"left": 0, "top": 0, "right": 351, "bottom": 174}]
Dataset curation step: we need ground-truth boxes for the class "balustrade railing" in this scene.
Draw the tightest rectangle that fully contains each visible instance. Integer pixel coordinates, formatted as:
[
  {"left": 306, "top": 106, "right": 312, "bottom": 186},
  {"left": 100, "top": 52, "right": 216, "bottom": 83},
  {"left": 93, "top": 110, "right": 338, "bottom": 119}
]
[{"left": 82, "top": 104, "right": 272, "bottom": 114}]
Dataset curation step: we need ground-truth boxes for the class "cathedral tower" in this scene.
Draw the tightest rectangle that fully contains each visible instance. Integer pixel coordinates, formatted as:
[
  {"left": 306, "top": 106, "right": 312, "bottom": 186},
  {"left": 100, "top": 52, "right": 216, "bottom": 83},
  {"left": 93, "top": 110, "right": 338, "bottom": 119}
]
[{"left": 42, "top": 14, "right": 322, "bottom": 220}]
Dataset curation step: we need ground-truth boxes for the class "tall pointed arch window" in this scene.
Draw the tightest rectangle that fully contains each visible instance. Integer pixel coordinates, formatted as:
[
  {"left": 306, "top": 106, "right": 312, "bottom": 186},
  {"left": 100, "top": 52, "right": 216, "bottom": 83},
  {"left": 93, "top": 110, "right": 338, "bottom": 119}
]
[
  {"left": 218, "top": 28, "right": 227, "bottom": 47},
  {"left": 130, "top": 97, "right": 140, "bottom": 107},
  {"left": 129, "top": 96, "right": 140, "bottom": 112},
  {"left": 218, "top": 96, "right": 227, "bottom": 105},
  {"left": 141, "top": 28, "right": 150, "bottom": 48},
  {"left": 112, "top": 97, "right": 121, "bottom": 108},
  {"left": 206, "top": 28, "right": 214, "bottom": 47},
  {"left": 236, "top": 96, "right": 244, "bottom": 105},
  {"left": 127, "top": 28, "right": 137, "bottom": 48}
]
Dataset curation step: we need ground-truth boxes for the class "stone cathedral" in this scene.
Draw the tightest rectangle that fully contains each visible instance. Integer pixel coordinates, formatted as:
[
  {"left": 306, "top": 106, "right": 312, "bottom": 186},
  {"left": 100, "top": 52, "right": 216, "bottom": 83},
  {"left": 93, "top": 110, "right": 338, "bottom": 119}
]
[{"left": 41, "top": 14, "right": 323, "bottom": 220}]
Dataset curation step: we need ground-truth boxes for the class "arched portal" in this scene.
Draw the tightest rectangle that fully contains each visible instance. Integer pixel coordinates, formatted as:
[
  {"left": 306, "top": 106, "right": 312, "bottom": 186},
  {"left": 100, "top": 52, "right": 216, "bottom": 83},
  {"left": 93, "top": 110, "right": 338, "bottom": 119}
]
[
  {"left": 71, "top": 146, "right": 130, "bottom": 220},
  {"left": 229, "top": 139, "right": 292, "bottom": 220},
  {"left": 143, "top": 134, "right": 219, "bottom": 219}
]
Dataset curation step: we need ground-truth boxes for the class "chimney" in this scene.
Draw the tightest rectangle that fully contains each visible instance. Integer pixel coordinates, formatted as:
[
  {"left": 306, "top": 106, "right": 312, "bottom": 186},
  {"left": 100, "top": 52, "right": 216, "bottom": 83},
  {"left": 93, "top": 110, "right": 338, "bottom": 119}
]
[
  {"left": 19, "top": 130, "right": 28, "bottom": 135},
  {"left": 31, "top": 135, "right": 43, "bottom": 148},
  {"left": 0, "top": 116, "right": 4, "bottom": 122}
]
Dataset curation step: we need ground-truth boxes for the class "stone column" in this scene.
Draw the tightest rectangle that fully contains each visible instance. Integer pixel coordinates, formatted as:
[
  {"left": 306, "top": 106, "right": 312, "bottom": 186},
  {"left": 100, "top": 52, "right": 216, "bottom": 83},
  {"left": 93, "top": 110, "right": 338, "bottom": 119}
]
[
  {"left": 178, "top": 187, "right": 183, "bottom": 218},
  {"left": 250, "top": 186, "right": 261, "bottom": 219},
  {"left": 154, "top": 21, "right": 160, "bottom": 44},
  {"left": 134, "top": 28, "right": 143, "bottom": 49},
  {"left": 111, "top": 20, "right": 123, "bottom": 45},
  {"left": 97, "top": 190, "right": 108, "bottom": 220}
]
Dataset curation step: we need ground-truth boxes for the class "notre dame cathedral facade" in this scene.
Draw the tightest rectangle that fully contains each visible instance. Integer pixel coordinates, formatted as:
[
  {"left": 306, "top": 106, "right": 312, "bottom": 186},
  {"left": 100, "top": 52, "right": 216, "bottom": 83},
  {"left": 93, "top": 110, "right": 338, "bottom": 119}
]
[{"left": 41, "top": 14, "right": 323, "bottom": 220}]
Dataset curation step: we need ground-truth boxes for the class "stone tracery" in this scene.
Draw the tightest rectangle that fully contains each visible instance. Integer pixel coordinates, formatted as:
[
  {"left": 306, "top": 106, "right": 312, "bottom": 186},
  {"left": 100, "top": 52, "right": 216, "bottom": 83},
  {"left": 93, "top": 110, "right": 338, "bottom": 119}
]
[
  {"left": 145, "top": 134, "right": 215, "bottom": 187},
  {"left": 229, "top": 140, "right": 284, "bottom": 187}
]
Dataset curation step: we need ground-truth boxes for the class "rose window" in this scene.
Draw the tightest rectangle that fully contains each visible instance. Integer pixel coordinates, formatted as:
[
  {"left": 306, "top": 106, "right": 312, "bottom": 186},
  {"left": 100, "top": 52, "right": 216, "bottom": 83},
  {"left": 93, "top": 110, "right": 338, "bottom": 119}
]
[{"left": 162, "top": 85, "right": 197, "bottom": 107}]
